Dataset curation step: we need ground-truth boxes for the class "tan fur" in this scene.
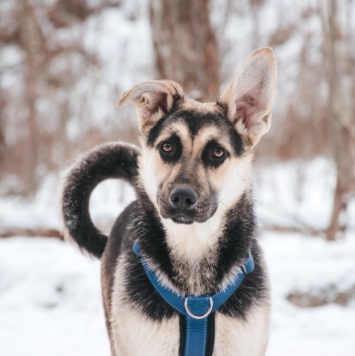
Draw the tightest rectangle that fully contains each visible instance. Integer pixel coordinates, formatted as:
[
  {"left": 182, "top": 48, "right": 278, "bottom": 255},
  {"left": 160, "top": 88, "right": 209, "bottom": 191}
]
[
  {"left": 180, "top": 97, "right": 219, "bottom": 113},
  {"left": 110, "top": 252, "right": 180, "bottom": 356},
  {"left": 110, "top": 252, "right": 270, "bottom": 355},
  {"left": 118, "top": 80, "right": 185, "bottom": 132},
  {"left": 106, "top": 47, "right": 278, "bottom": 355},
  {"left": 138, "top": 118, "right": 254, "bottom": 295},
  {"left": 213, "top": 303, "right": 270, "bottom": 355}
]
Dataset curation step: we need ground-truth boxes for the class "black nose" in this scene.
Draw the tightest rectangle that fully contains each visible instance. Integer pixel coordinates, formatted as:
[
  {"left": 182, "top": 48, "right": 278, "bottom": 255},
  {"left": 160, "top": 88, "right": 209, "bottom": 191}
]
[{"left": 170, "top": 188, "right": 197, "bottom": 210}]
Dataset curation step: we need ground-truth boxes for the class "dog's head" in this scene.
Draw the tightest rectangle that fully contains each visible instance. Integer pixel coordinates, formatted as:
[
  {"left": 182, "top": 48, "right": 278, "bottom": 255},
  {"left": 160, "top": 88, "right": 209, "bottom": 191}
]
[{"left": 119, "top": 48, "right": 277, "bottom": 226}]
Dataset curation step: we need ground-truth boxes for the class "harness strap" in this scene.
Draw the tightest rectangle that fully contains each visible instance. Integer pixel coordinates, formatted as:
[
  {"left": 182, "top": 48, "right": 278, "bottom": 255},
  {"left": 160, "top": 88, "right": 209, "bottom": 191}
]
[{"left": 133, "top": 242, "right": 254, "bottom": 356}]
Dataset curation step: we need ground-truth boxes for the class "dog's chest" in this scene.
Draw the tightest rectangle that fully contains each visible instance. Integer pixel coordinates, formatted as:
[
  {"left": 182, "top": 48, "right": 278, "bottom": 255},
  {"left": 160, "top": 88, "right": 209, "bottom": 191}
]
[
  {"left": 109, "top": 253, "right": 269, "bottom": 356},
  {"left": 110, "top": 254, "right": 180, "bottom": 355},
  {"left": 111, "top": 307, "right": 180, "bottom": 355},
  {"left": 111, "top": 310, "right": 268, "bottom": 356},
  {"left": 213, "top": 310, "right": 270, "bottom": 355}
]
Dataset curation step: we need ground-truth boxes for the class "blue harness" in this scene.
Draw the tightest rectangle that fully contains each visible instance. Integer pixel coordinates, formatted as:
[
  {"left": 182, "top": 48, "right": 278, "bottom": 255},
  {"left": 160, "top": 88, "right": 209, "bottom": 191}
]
[{"left": 133, "top": 242, "right": 254, "bottom": 356}]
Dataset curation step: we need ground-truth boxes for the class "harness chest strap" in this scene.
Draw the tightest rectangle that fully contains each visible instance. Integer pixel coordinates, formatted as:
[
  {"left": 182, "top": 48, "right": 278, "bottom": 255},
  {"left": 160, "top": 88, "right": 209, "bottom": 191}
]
[{"left": 133, "top": 242, "right": 254, "bottom": 356}]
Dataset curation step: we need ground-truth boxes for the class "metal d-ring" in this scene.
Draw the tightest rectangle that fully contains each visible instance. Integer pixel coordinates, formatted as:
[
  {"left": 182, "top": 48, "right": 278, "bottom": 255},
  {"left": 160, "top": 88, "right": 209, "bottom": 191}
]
[{"left": 184, "top": 297, "right": 213, "bottom": 320}]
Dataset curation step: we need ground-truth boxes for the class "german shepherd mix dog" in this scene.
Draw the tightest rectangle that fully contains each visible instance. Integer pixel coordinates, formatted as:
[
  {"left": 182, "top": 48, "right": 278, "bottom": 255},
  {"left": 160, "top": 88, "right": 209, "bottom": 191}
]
[{"left": 61, "top": 48, "right": 277, "bottom": 356}]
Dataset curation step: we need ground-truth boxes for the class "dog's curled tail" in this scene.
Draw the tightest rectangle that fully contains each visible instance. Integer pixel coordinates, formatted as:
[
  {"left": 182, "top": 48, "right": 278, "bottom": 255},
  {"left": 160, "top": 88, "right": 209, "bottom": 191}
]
[{"left": 61, "top": 142, "right": 140, "bottom": 258}]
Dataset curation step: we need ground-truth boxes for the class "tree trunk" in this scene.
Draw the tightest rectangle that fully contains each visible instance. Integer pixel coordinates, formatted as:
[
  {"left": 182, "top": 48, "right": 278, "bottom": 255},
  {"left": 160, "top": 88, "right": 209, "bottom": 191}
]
[
  {"left": 325, "top": 0, "right": 354, "bottom": 241},
  {"left": 0, "top": 90, "right": 5, "bottom": 175},
  {"left": 149, "top": 0, "right": 219, "bottom": 101},
  {"left": 19, "top": 0, "right": 43, "bottom": 195}
]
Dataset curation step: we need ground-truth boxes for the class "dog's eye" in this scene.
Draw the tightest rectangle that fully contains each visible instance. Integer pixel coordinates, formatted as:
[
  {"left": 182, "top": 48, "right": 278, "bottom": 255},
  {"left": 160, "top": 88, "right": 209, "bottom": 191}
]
[
  {"left": 162, "top": 142, "right": 173, "bottom": 153},
  {"left": 213, "top": 147, "right": 225, "bottom": 158},
  {"left": 159, "top": 135, "right": 182, "bottom": 163},
  {"left": 202, "top": 140, "right": 229, "bottom": 168}
]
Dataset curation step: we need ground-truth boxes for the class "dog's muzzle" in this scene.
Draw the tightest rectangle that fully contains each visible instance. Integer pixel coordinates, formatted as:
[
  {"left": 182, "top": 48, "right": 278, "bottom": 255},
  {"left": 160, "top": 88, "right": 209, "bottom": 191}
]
[{"left": 168, "top": 187, "right": 197, "bottom": 224}]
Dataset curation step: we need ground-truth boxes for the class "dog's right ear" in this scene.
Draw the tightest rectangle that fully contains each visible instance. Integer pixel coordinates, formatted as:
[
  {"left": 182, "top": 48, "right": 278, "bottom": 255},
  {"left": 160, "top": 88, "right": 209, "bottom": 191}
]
[{"left": 118, "top": 80, "right": 184, "bottom": 132}]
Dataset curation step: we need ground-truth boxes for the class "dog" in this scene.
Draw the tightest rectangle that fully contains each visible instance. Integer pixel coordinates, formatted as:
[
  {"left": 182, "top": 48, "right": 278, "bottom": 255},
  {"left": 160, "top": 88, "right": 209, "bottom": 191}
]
[{"left": 61, "top": 47, "right": 277, "bottom": 356}]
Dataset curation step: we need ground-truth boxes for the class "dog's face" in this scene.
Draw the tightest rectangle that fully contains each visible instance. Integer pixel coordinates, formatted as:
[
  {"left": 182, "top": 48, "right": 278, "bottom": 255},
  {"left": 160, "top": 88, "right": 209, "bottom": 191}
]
[
  {"left": 137, "top": 101, "right": 251, "bottom": 225},
  {"left": 119, "top": 48, "right": 277, "bottom": 226}
]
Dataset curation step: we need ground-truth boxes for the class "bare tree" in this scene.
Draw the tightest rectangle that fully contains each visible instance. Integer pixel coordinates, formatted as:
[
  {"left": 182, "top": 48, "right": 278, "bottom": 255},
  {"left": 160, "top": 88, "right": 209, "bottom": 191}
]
[
  {"left": 323, "top": 0, "right": 355, "bottom": 240},
  {"left": 149, "top": 0, "right": 219, "bottom": 101},
  {"left": 0, "top": 0, "right": 120, "bottom": 195}
]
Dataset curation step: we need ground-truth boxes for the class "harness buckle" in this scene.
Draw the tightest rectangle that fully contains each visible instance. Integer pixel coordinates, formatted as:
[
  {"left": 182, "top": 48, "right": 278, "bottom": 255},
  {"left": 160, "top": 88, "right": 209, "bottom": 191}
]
[{"left": 184, "top": 297, "right": 213, "bottom": 320}]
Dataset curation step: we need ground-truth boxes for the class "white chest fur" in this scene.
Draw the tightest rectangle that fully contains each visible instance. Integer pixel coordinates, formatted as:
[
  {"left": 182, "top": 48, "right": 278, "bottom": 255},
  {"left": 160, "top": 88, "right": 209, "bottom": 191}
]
[
  {"left": 110, "top": 253, "right": 270, "bottom": 356},
  {"left": 112, "top": 306, "right": 180, "bottom": 356},
  {"left": 213, "top": 306, "right": 270, "bottom": 356},
  {"left": 110, "top": 253, "right": 180, "bottom": 356}
]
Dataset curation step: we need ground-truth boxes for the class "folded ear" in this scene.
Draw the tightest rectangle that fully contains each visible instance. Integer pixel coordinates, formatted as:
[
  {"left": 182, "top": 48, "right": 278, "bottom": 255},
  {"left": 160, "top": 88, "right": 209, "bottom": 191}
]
[
  {"left": 118, "top": 80, "right": 184, "bottom": 132},
  {"left": 219, "top": 47, "right": 277, "bottom": 147}
]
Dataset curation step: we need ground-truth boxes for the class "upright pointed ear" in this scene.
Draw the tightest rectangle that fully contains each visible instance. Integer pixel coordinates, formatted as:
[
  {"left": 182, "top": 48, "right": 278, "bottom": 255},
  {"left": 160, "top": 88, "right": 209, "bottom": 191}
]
[
  {"left": 219, "top": 48, "right": 277, "bottom": 147},
  {"left": 118, "top": 80, "right": 185, "bottom": 132}
]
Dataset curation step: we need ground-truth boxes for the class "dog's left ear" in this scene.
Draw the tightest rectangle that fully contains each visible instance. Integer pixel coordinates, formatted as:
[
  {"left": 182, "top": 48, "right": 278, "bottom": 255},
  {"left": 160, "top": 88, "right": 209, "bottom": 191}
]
[
  {"left": 118, "top": 80, "right": 184, "bottom": 132},
  {"left": 219, "top": 47, "right": 277, "bottom": 147}
]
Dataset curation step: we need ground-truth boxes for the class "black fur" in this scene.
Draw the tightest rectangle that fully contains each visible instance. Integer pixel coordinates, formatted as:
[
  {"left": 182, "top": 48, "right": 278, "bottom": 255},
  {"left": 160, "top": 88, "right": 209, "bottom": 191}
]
[
  {"left": 61, "top": 47, "right": 277, "bottom": 355},
  {"left": 100, "top": 183, "right": 267, "bottom": 323},
  {"left": 126, "top": 194, "right": 266, "bottom": 320},
  {"left": 62, "top": 141, "right": 267, "bottom": 315},
  {"left": 62, "top": 135, "right": 268, "bottom": 353},
  {"left": 61, "top": 142, "right": 140, "bottom": 258},
  {"left": 201, "top": 139, "right": 229, "bottom": 168},
  {"left": 159, "top": 133, "right": 183, "bottom": 163},
  {"left": 98, "top": 181, "right": 267, "bottom": 356},
  {"left": 147, "top": 108, "right": 244, "bottom": 157}
]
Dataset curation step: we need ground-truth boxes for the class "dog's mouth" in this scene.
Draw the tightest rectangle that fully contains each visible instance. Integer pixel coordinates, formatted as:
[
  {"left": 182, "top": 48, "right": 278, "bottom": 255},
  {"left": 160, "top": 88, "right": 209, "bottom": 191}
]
[
  {"left": 171, "top": 215, "right": 194, "bottom": 225},
  {"left": 158, "top": 190, "right": 218, "bottom": 225}
]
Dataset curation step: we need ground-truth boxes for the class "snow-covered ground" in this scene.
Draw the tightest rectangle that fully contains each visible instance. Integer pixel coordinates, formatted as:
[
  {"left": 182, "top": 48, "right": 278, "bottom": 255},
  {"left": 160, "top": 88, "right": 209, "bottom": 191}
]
[
  {"left": 262, "top": 232, "right": 355, "bottom": 356},
  {"left": 2, "top": 1, "right": 354, "bottom": 354},
  {"left": 0, "top": 233, "right": 354, "bottom": 356},
  {"left": 0, "top": 238, "right": 108, "bottom": 356},
  {"left": 0, "top": 159, "right": 355, "bottom": 355}
]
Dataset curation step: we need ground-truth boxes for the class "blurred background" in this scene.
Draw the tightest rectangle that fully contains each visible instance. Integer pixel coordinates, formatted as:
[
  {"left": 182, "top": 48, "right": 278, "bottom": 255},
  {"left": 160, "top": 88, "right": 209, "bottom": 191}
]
[{"left": 0, "top": 0, "right": 354, "bottom": 355}]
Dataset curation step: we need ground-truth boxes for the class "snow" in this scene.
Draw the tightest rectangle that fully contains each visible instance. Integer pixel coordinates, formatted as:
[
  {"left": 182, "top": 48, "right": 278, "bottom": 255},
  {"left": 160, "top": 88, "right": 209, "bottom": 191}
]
[
  {"left": 0, "top": 233, "right": 354, "bottom": 356},
  {"left": 0, "top": 175, "right": 61, "bottom": 230},
  {"left": 254, "top": 157, "right": 337, "bottom": 231},
  {"left": 1, "top": 1, "right": 355, "bottom": 353},
  {"left": 0, "top": 238, "right": 109, "bottom": 356},
  {"left": 2, "top": 157, "right": 350, "bottom": 232},
  {"left": 1, "top": 159, "right": 355, "bottom": 355},
  {"left": 261, "top": 232, "right": 355, "bottom": 356}
]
